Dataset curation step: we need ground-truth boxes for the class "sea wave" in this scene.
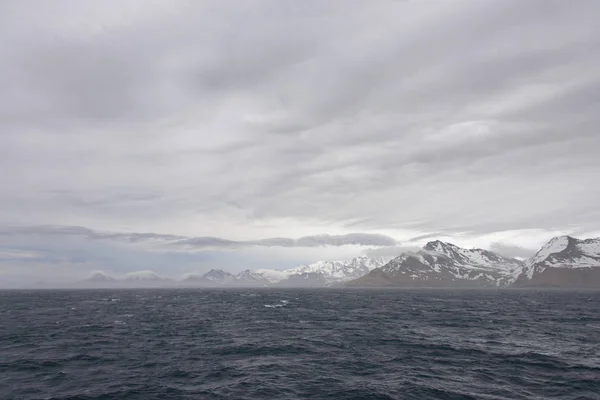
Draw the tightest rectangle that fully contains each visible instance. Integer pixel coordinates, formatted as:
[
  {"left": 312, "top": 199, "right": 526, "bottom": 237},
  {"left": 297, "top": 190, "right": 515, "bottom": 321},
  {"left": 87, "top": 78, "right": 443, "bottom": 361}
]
[{"left": 1, "top": 289, "right": 599, "bottom": 399}]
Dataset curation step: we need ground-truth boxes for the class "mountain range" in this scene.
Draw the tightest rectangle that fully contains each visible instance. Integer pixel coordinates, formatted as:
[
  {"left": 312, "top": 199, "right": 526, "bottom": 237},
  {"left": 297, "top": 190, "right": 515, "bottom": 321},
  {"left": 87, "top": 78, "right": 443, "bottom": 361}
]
[
  {"left": 76, "top": 236, "right": 600, "bottom": 288},
  {"left": 349, "top": 236, "right": 600, "bottom": 288},
  {"left": 78, "top": 256, "right": 391, "bottom": 288}
]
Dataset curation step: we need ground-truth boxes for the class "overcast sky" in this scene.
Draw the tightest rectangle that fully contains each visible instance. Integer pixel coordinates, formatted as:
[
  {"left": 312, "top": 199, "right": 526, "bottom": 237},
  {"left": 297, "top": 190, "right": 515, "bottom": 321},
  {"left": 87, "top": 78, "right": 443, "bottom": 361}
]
[{"left": 1, "top": 0, "right": 599, "bottom": 284}]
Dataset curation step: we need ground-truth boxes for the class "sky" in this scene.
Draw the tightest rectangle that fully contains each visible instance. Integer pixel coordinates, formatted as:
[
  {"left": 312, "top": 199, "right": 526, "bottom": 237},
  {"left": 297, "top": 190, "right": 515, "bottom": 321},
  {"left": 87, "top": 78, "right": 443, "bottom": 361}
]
[{"left": 1, "top": 0, "right": 600, "bottom": 284}]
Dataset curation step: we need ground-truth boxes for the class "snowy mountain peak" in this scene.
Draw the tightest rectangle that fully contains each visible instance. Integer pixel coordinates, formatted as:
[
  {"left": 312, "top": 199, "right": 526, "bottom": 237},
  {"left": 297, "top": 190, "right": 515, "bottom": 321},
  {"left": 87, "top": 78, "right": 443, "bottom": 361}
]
[
  {"left": 352, "top": 242, "right": 523, "bottom": 287},
  {"left": 423, "top": 240, "right": 459, "bottom": 253},
  {"left": 255, "top": 256, "right": 391, "bottom": 286},
  {"left": 236, "top": 269, "right": 266, "bottom": 281},
  {"left": 424, "top": 242, "right": 464, "bottom": 261},
  {"left": 201, "top": 269, "right": 235, "bottom": 281},
  {"left": 181, "top": 269, "right": 268, "bottom": 286},
  {"left": 283, "top": 256, "right": 391, "bottom": 284},
  {"left": 233, "top": 270, "right": 270, "bottom": 286},
  {"left": 525, "top": 236, "right": 571, "bottom": 267},
  {"left": 523, "top": 236, "right": 600, "bottom": 270},
  {"left": 514, "top": 236, "right": 600, "bottom": 286}
]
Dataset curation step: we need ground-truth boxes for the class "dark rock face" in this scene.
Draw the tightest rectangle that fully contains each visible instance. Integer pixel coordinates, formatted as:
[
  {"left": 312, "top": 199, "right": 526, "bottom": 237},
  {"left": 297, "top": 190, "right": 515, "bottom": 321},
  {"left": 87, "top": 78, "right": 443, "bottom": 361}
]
[
  {"left": 515, "top": 267, "right": 600, "bottom": 288},
  {"left": 345, "top": 269, "right": 397, "bottom": 287}
]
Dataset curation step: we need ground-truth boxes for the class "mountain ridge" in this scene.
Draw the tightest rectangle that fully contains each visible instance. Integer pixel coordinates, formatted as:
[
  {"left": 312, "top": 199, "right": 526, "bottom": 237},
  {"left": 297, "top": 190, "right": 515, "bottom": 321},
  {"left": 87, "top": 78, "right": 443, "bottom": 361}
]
[
  {"left": 63, "top": 236, "right": 600, "bottom": 288},
  {"left": 348, "top": 236, "right": 600, "bottom": 288},
  {"left": 514, "top": 235, "right": 600, "bottom": 287},
  {"left": 349, "top": 240, "right": 524, "bottom": 288}
]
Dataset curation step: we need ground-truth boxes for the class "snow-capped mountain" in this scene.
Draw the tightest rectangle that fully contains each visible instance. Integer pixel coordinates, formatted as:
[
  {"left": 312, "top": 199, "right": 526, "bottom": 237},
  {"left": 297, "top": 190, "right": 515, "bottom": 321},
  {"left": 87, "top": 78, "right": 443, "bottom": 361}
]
[
  {"left": 234, "top": 270, "right": 270, "bottom": 286},
  {"left": 349, "top": 241, "right": 523, "bottom": 287},
  {"left": 83, "top": 271, "right": 116, "bottom": 282},
  {"left": 120, "top": 270, "right": 173, "bottom": 287},
  {"left": 78, "top": 271, "right": 117, "bottom": 288},
  {"left": 199, "top": 269, "right": 235, "bottom": 282},
  {"left": 182, "top": 269, "right": 236, "bottom": 286},
  {"left": 123, "top": 270, "right": 169, "bottom": 281},
  {"left": 181, "top": 269, "right": 271, "bottom": 287},
  {"left": 76, "top": 270, "right": 173, "bottom": 288},
  {"left": 49, "top": 236, "right": 600, "bottom": 289},
  {"left": 259, "top": 256, "right": 391, "bottom": 287},
  {"left": 514, "top": 236, "right": 600, "bottom": 287},
  {"left": 287, "top": 256, "right": 390, "bottom": 281}
]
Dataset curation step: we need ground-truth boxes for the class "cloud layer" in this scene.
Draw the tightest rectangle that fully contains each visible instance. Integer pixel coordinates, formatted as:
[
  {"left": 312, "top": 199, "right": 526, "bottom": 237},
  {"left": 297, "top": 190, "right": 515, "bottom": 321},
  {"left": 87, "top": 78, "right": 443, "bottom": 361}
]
[
  {"left": 0, "top": 225, "right": 397, "bottom": 248},
  {"left": 1, "top": 1, "right": 600, "bottom": 282}
]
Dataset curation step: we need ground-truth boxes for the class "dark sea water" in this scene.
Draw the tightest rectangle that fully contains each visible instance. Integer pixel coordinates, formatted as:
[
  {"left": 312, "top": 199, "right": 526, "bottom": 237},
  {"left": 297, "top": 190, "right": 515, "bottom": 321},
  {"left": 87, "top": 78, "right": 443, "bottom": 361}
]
[{"left": 1, "top": 289, "right": 599, "bottom": 400}]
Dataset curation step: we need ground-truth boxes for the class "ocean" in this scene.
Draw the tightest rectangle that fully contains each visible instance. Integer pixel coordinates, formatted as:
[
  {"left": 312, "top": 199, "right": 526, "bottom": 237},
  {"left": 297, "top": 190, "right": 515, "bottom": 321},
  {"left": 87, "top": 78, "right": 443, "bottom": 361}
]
[{"left": 1, "top": 289, "right": 599, "bottom": 399}]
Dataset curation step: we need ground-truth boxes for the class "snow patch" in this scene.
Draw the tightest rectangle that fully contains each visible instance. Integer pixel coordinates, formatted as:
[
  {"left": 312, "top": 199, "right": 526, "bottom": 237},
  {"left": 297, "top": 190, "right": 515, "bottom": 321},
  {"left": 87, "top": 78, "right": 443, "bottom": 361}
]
[
  {"left": 526, "top": 236, "right": 570, "bottom": 267},
  {"left": 578, "top": 239, "right": 600, "bottom": 258},
  {"left": 258, "top": 256, "right": 390, "bottom": 284}
]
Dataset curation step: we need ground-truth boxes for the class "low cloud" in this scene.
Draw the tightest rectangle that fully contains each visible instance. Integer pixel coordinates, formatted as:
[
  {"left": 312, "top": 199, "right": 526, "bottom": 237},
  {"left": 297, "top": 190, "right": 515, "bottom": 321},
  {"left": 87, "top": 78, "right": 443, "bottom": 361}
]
[
  {"left": 0, "top": 225, "right": 398, "bottom": 249},
  {"left": 407, "top": 233, "right": 448, "bottom": 243},
  {"left": 364, "top": 245, "right": 420, "bottom": 259},
  {"left": 489, "top": 242, "right": 537, "bottom": 260},
  {"left": 294, "top": 234, "right": 397, "bottom": 247},
  {"left": 0, "top": 225, "right": 186, "bottom": 243}
]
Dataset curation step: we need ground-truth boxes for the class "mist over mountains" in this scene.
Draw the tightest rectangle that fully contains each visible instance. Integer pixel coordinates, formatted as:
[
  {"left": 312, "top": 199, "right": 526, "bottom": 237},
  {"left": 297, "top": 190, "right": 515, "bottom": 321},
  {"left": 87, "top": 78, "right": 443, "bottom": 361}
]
[
  {"left": 72, "top": 255, "right": 390, "bottom": 289},
  {"left": 23, "top": 236, "right": 600, "bottom": 289}
]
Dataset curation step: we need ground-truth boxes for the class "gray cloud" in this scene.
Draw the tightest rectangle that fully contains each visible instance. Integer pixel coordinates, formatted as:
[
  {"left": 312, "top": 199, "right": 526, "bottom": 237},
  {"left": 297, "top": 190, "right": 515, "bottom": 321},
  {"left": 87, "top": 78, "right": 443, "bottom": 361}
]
[
  {"left": 1, "top": 1, "right": 599, "bottom": 280},
  {"left": 489, "top": 242, "right": 538, "bottom": 260},
  {"left": 364, "top": 245, "right": 421, "bottom": 259},
  {"left": 0, "top": 225, "right": 397, "bottom": 249},
  {"left": 175, "top": 234, "right": 398, "bottom": 249},
  {"left": 295, "top": 234, "right": 397, "bottom": 247},
  {"left": 407, "top": 233, "right": 448, "bottom": 243},
  {"left": 0, "top": 225, "right": 186, "bottom": 243}
]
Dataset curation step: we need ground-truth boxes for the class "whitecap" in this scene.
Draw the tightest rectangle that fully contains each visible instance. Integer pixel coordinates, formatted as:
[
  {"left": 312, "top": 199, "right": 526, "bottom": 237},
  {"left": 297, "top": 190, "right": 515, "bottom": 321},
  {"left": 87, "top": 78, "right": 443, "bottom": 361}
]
[
  {"left": 264, "top": 300, "right": 290, "bottom": 308},
  {"left": 264, "top": 304, "right": 285, "bottom": 308}
]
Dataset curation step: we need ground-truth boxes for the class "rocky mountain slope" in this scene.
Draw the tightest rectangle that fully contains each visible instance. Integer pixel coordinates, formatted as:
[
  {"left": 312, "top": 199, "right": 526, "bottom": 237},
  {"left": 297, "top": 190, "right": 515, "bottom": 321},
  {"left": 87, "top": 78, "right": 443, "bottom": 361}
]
[
  {"left": 514, "top": 236, "right": 600, "bottom": 287},
  {"left": 348, "top": 241, "right": 524, "bottom": 287}
]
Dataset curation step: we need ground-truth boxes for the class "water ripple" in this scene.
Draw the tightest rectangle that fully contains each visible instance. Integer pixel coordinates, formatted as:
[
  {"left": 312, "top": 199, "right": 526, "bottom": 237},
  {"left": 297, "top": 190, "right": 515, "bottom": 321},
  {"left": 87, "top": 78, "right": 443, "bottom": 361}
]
[{"left": 1, "top": 289, "right": 599, "bottom": 399}]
